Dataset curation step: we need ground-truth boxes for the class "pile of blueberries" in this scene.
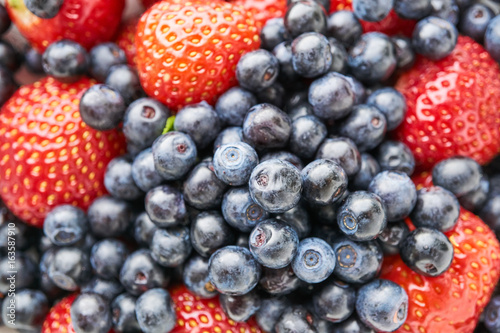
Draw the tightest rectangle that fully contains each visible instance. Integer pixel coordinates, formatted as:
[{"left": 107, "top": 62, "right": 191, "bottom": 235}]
[{"left": 4, "top": 0, "right": 500, "bottom": 332}]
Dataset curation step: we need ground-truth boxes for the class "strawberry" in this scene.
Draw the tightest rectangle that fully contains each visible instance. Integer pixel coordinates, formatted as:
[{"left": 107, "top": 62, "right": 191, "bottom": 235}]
[
  {"left": 5, "top": 0, "right": 125, "bottom": 53},
  {"left": 230, "top": 0, "right": 288, "bottom": 30},
  {"left": 394, "top": 36, "right": 500, "bottom": 170},
  {"left": 114, "top": 18, "right": 139, "bottom": 67},
  {"left": 329, "top": 0, "right": 416, "bottom": 37},
  {"left": 142, "top": 0, "right": 160, "bottom": 9},
  {"left": 0, "top": 77, "right": 126, "bottom": 227},
  {"left": 381, "top": 207, "right": 500, "bottom": 333},
  {"left": 135, "top": 0, "right": 261, "bottom": 111},
  {"left": 169, "top": 285, "right": 263, "bottom": 333}
]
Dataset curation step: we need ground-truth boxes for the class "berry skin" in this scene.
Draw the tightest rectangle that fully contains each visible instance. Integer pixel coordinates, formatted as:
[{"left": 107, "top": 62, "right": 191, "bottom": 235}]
[
  {"left": 152, "top": 131, "right": 197, "bottom": 181},
  {"left": 291, "top": 32, "right": 332, "bottom": 78},
  {"left": 486, "top": 15, "right": 500, "bottom": 63},
  {"left": 135, "top": 0, "right": 260, "bottom": 111},
  {"left": 1, "top": 289, "right": 49, "bottom": 331},
  {"left": 326, "top": 10, "right": 362, "bottom": 47},
  {"left": 366, "top": 87, "right": 407, "bottom": 131},
  {"left": 174, "top": 101, "right": 221, "bottom": 149},
  {"left": 132, "top": 148, "right": 163, "bottom": 192},
  {"left": 114, "top": 18, "right": 139, "bottom": 66},
  {"left": 381, "top": 209, "right": 500, "bottom": 333},
  {"left": 351, "top": 153, "right": 380, "bottom": 191},
  {"left": 255, "top": 297, "right": 288, "bottom": 332},
  {"left": 111, "top": 293, "right": 142, "bottom": 333},
  {"left": 79, "top": 84, "right": 126, "bottom": 131},
  {"left": 136, "top": 288, "right": 177, "bottom": 333},
  {"left": 292, "top": 237, "right": 336, "bottom": 284},
  {"left": 214, "top": 126, "right": 245, "bottom": 153},
  {"left": 316, "top": 137, "right": 361, "bottom": 177},
  {"left": 89, "top": 42, "right": 127, "bottom": 82},
  {"left": 48, "top": 247, "right": 92, "bottom": 291},
  {"left": 88, "top": 195, "right": 131, "bottom": 238},
  {"left": 432, "top": 156, "right": 483, "bottom": 198},
  {"left": 222, "top": 186, "right": 269, "bottom": 232},
  {"left": 104, "top": 157, "right": 143, "bottom": 200},
  {"left": 391, "top": 35, "right": 415, "bottom": 71},
  {"left": 70, "top": 293, "right": 113, "bottom": 333},
  {"left": 260, "top": 18, "right": 288, "bottom": 51},
  {"left": 25, "top": 0, "right": 63, "bottom": 19},
  {"left": 41, "top": 295, "right": 79, "bottom": 333},
  {"left": 215, "top": 87, "right": 257, "bottom": 127},
  {"left": 231, "top": 0, "right": 287, "bottom": 30},
  {"left": 182, "top": 255, "right": 218, "bottom": 298},
  {"left": 412, "top": 16, "right": 458, "bottom": 61},
  {"left": 151, "top": 226, "right": 192, "bottom": 268},
  {"left": 42, "top": 40, "right": 88, "bottom": 82},
  {"left": 220, "top": 290, "right": 261, "bottom": 322},
  {"left": 105, "top": 64, "right": 145, "bottom": 105},
  {"left": 301, "top": 159, "right": 348, "bottom": 206},
  {"left": 43, "top": 204, "right": 88, "bottom": 246},
  {"left": 460, "top": 4, "right": 494, "bottom": 43},
  {"left": 376, "top": 140, "right": 415, "bottom": 176},
  {"left": 90, "top": 238, "right": 129, "bottom": 280},
  {"left": 183, "top": 159, "right": 228, "bottom": 210},
  {"left": 236, "top": 49, "right": 280, "bottom": 92},
  {"left": 0, "top": 77, "right": 126, "bottom": 227},
  {"left": 134, "top": 211, "right": 158, "bottom": 246},
  {"left": 6, "top": 0, "right": 125, "bottom": 53},
  {"left": 289, "top": 115, "right": 327, "bottom": 160},
  {"left": 213, "top": 142, "right": 259, "bottom": 186},
  {"left": 378, "top": 220, "right": 410, "bottom": 255},
  {"left": 284, "top": 0, "right": 327, "bottom": 38},
  {"left": 313, "top": 280, "right": 356, "bottom": 323},
  {"left": 352, "top": 0, "right": 392, "bottom": 22},
  {"left": 393, "top": 0, "right": 431, "bottom": 19},
  {"left": 145, "top": 185, "right": 187, "bottom": 228},
  {"left": 410, "top": 186, "right": 460, "bottom": 231},
  {"left": 259, "top": 265, "right": 302, "bottom": 295},
  {"left": 308, "top": 72, "right": 355, "bottom": 120},
  {"left": 394, "top": 36, "right": 500, "bottom": 169},
  {"left": 243, "top": 103, "right": 291, "bottom": 150},
  {"left": 275, "top": 305, "right": 317, "bottom": 333},
  {"left": 484, "top": 295, "right": 500, "bottom": 332},
  {"left": 191, "top": 210, "right": 235, "bottom": 257}
]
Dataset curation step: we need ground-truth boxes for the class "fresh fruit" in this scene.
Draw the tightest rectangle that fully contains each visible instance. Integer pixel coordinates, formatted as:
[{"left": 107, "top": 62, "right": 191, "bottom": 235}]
[
  {"left": 135, "top": 0, "right": 261, "bottom": 111},
  {"left": 41, "top": 294, "right": 78, "bottom": 333},
  {"left": 6, "top": 0, "right": 125, "bottom": 53},
  {"left": 381, "top": 208, "right": 500, "bottom": 333},
  {"left": 394, "top": 36, "right": 500, "bottom": 170},
  {"left": 114, "top": 18, "right": 139, "bottom": 67},
  {"left": 0, "top": 77, "right": 126, "bottom": 227},
  {"left": 231, "top": 0, "right": 288, "bottom": 30}
]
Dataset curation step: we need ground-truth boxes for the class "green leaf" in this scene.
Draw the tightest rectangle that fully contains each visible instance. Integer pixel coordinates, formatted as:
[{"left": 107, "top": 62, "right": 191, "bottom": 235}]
[{"left": 162, "top": 116, "right": 176, "bottom": 134}]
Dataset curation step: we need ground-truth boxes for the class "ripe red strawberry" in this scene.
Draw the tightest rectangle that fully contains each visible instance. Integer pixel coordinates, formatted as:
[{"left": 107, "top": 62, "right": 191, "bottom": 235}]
[
  {"left": 394, "top": 36, "right": 500, "bottom": 170},
  {"left": 135, "top": 0, "right": 261, "bottom": 111},
  {"left": 142, "top": 0, "right": 160, "bottom": 9},
  {"left": 381, "top": 208, "right": 500, "bottom": 333},
  {"left": 114, "top": 18, "right": 139, "bottom": 67},
  {"left": 169, "top": 285, "right": 263, "bottom": 333},
  {"left": 230, "top": 0, "right": 288, "bottom": 30},
  {"left": 329, "top": 0, "right": 416, "bottom": 37},
  {"left": 0, "top": 77, "right": 126, "bottom": 227},
  {"left": 5, "top": 0, "right": 125, "bottom": 52}
]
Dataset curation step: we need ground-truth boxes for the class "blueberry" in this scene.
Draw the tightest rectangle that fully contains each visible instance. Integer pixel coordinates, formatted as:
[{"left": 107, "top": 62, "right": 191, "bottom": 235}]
[
  {"left": 43, "top": 205, "right": 88, "bottom": 246},
  {"left": 174, "top": 101, "right": 221, "bottom": 149},
  {"left": 366, "top": 88, "right": 407, "bottom": 131},
  {"left": 352, "top": 0, "right": 392, "bottom": 22},
  {"left": 291, "top": 32, "right": 333, "bottom": 78},
  {"left": 134, "top": 212, "right": 158, "bottom": 246},
  {"left": 222, "top": 187, "right": 269, "bottom": 232},
  {"left": 328, "top": 37, "right": 348, "bottom": 73},
  {"left": 90, "top": 239, "right": 129, "bottom": 280},
  {"left": 1, "top": 289, "right": 48, "bottom": 331},
  {"left": 327, "top": 11, "right": 363, "bottom": 47},
  {"left": 391, "top": 36, "right": 416, "bottom": 71},
  {"left": 313, "top": 280, "right": 356, "bottom": 323},
  {"left": 131, "top": 148, "right": 164, "bottom": 192},
  {"left": 42, "top": 39, "right": 88, "bottom": 82},
  {"left": 302, "top": 159, "right": 348, "bottom": 206},
  {"left": 25, "top": 0, "right": 63, "bottom": 18},
  {"left": 111, "top": 293, "right": 142, "bottom": 333},
  {"left": 220, "top": 291, "right": 261, "bottom": 322},
  {"left": 0, "top": 4, "right": 11, "bottom": 34},
  {"left": 89, "top": 42, "right": 127, "bottom": 82},
  {"left": 344, "top": 75, "right": 367, "bottom": 105},
  {"left": 285, "top": 0, "right": 327, "bottom": 38},
  {"left": 261, "top": 18, "right": 289, "bottom": 51},
  {"left": 70, "top": 293, "right": 112, "bottom": 333},
  {"left": 249, "top": 159, "right": 303, "bottom": 213},
  {"left": 25, "top": 47, "right": 44, "bottom": 73},
  {"left": 351, "top": 153, "right": 380, "bottom": 191},
  {"left": 257, "top": 81, "right": 286, "bottom": 108},
  {"left": 88, "top": 195, "right": 131, "bottom": 238},
  {"left": 152, "top": 131, "right": 197, "bottom": 181},
  {"left": 105, "top": 64, "right": 145, "bottom": 104},
  {"left": 288, "top": 0, "right": 330, "bottom": 12},
  {"left": 236, "top": 233, "right": 250, "bottom": 248},
  {"left": 0, "top": 254, "right": 37, "bottom": 295},
  {"left": 214, "top": 142, "right": 259, "bottom": 186},
  {"left": 332, "top": 237, "right": 383, "bottom": 284},
  {"left": 292, "top": 237, "right": 335, "bottom": 283},
  {"left": 275, "top": 204, "right": 311, "bottom": 239},
  {"left": 273, "top": 41, "right": 302, "bottom": 87},
  {"left": 459, "top": 175, "right": 489, "bottom": 212},
  {"left": 460, "top": 4, "right": 494, "bottom": 42},
  {"left": 348, "top": 32, "right": 397, "bottom": 83},
  {"left": 332, "top": 314, "right": 374, "bottom": 333},
  {"left": 486, "top": 15, "right": 500, "bottom": 63},
  {"left": 410, "top": 186, "right": 460, "bottom": 231},
  {"left": 151, "top": 227, "right": 192, "bottom": 267},
  {"left": 0, "top": 66, "right": 16, "bottom": 107},
  {"left": 356, "top": 279, "right": 408, "bottom": 332},
  {"left": 400, "top": 227, "right": 454, "bottom": 276},
  {"left": 236, "top": 50, "right": 280, "bottom": 92},
  {"left": 275, "top": 305, "right": 317, "bottom": 333},
  {"left": 484, "top": 295, "right": 500, "bottom": 332},
  {"left": 145, "top": 185, "right": 187, "bottom": 228},
  {"left": 368, "top": 171, "right": 417, "bottom": 222},
  {"left": 104, "top": 157, "right": 144, "bottom": 200},
  {"left": 209, "top": 246, "right": 261, "bottom": 295},
  {"left": 0, "top": 220, "right": 32, "bottom": 252},
  {"left": 431, "top": 0, "right": 459, "bottom": 25},
  {"left": 289, "top": 115, "right": 327, "bottom": 160},
  {"left": 261, "top": 151, "right": 304, "bottom": 170},
  {"left": 79, "top": 84, "right": 126, "bottom": 130},
  {"left": 135, "top": 288, "right": 176, "bottom": 333},
  {"left": 213, "top": 127, "right": 245, "bottom": 153},
  {"left": 183, "top": 159, "right": 228, "bottom": 210},
  {"left": 376, "top": 140, "right": 415, "bottom": 175},
  {"left": 481, "top": 194, "right": 500, "bottom": 233},
  {"left": 255, "top": 297, "right": 288, "bottom": 332},
  {"left": 48, "top": 247, "right": 91, "bottom": 291},
  {"left": 432, "top": 156, "right": 483, "bottom": 197},
  {"left": 119, "top": 249, "right": 169, "bottom": 296},
  {"left": 81, "top": 276, "right": 124, "bottom": 301},
  {"left": 377, "top": 221, "right": 410, "bottom": 255},
  {"left": 394, "top": 0, "right": 432, "bottom": 19},
  {"left": 308, "top": 72, "right": 355, "bottom": 119},
  {"left": 316, "top": 137, "right": 361, "bottom": 177},
  {"left": 412, "top": 16, "right": 458, "bottom": 60},
  {"left": 311, "top": 223, "right": 342, "bottom": 244},
  {"left": 191, "top": 211, "right": 235, "bottom": 257},
  {"left": 215, "top": 87, "right": 257, "bottom": 126},
  {"left": 243, "top": 103, "right": 291, "bottom": 150},
  {"left": 123, "top": 98, "right": 171, "bottom": 151},
  {"left": 182, "top": 255, "right": 218, "bottom": 298}
]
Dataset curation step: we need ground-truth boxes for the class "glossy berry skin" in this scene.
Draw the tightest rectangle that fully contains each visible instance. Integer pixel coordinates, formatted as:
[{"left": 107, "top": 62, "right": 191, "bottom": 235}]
[
  {"left": 412, "top": 16, "right": 458, "bottom": 60},
  {"left": 284, "top": 0, "right": 327, "bottom": 38},
  {"left": 0, "top": 77, "right": 125, "bottom": 227},
  {"left": 410, "top": 186, "right": 460, "bottom": 232},
  {"left": 255, "top": 297, "right": 288, "bottom": 332},
  {"left": 119, "top": 249, "right": 169, "bottom": 296},
  {"left": 114, "top": 18, "right": 138, "bottom": 66},
  {"left": 313, "top": 281, "right": 356, "bottom": 323},
  {"left": 366, "top": 87, "right": 406, "bottom": 131},
  {"left": 145, "top": 185, "right": 187, "bottom": 228},
  {"left": 111, "top": 293, "right": 142, "bottom": 333},
  {"left": 88, "top": 195, "right": 130, "bottom": 238},
  {"left": 90, "top": 238, "right": 129, "bottom": 280},
  {"left": 152, "top": 131, "right": 197, "bottom": 181},
  {"left": 460, "top": 4, "right": 494, "bottom": 43},
  {"left": 376, "top": 140, "right": 415, "bottom": 176},
  {"left": 260, "top": 18, "right": 288, "bottom": 51},
  {"left": 393, "top": 0, "right": 431, "bottom": 19},
  {"left": 208, "top": 246, "right": 261, "bottom": 295},
  {"left": 182, "top": 255, "right": 218, "bottom": 299},
  {"left": 215, "top": 87, "right": 257, "bottom": 127},
  {"left": 135, "top": 0, "right": 260, "bottom": 111},
  {"left": 105, "top": 159, "right": 144, "bottom": 201},
  {"left": 220, "top": 290, "right": 261, "bottom": 322},
  {"left": 183, "top": 159, "right": 228, "bottom": 210},
  {"left": 222, "top": 187, "right": 269, "bottom": 232},
  {"left": 308, "top": 72, "right": 355, "bottom": 120},
  {"left": 231, "top": 0, "right": 287, "bottom": 30},
  {"left": 391, "top": 35, "right": 415, "bottom": 71},
  {"left": 89, "top": 42, "right": 126, "bottom": 82},
  {"left": 6, "top": 0, "right": 125, "bottom": 53},
  {"left": 301, "top": 159, "right": 348, "bottom": 206},
  {"left": 236, "top": 49, "right": 279, "bottom": 92},
  {"left": 131, "top": 148, "right": 163, "bottom": 192},
  {"left": 369, "top": 171, "right": 417, "bottom": 222},
  {"left": 351, "top": 153, "right": 380, "bottom": 191},
  {"left": 191, "top": 211, "right": 235, "bottom": 258},
  {"left": 326, "top": 10, "right": 362, "bottom": 47},
  {"left": 214, "top": 142, "right": 259, "bottom": 186},
  {"left": 327, "top": 37, "right": 348, "bottom": 73},
  {"left": 273, "top": 41, "right": 301, "bottom": 88},
  {"left": 378, "top": 221, "right": 410, "bottom": 255},
  {"left": 275, "top": 305, "right": 317, "bottom": 333},
  {"left": 261, "top": 151, "right": 304, "bottom": 170},
  {"left": 81, "top": 276, "right": 123, "bottom": 301},
  {"left": 249, "top": 219, "right": 299, "bottom": 269},
  {"left": 48, "top": 247, "right": 91, "bottom": 291},
  {"left": 338, "top": 191, "right": 387, "bottom": 241},
  {"left": 41, "top": 295, "right": 78, "bottom": 333},
  {"left": 174, "top": 102, "right": 221, "bottom": 149},
  {"left": 356, "top": 279, "right": 408, "bottom": 332},
  {"left": 316, "top": 137, "right": 361, "bottom": 177},
  {"left": 484, "top": 295, "right": 500, "bottom": 332},
  {"left": 332, "top": 315, "right": 374, "bottom": 333},
  {"left": 292, "top": 237, "right": 335, "bottom": 284},
  {"left": 105, "top": 64, "right": 145, "bottom": 105},
  {"left": 134, "top": 212, "right": 158, "bottom": 246},
  {"left": 291, "top": 32, "right": 332, "bottom": 78},
  {"left": 289, "top": 115, "right": 326, "bottom": 159},
  {"left": 243, "top": 103, "right": 291, "bottom": 150},
  {"left": 136, "top": 288, "right": 176, "bottom": 333},
  {"left": 43, "top": 204, "right": 88, "bottom": 246},
  {"left": 0, "top": 254, "right": 36, "bottom": 294},
  {"left": 332, "top": 237, "right": 383, "bottom": 284},
  {"left": 486, "top": 15, "right": 500, "bottom": 63},
  {"left": 24, "top": 0, "right": 63, "bottom": 19},
  {"left": 249, "top": 159, "right": 302, "bottom": 213},
  {"left": 151, "top": 227, "right": 192, "bottom": 268},
  {"left": 80, "top": 84, "right": 126, "bottom": 131},
  {"left": 348, "top": 32, "right": 397, "bottom": 83},
  {"left": 394, "top": 36, "right": 500, "bottom": 169},
  {"left": 430, "top": 0, "right": 459, "bottom": 24},
  {"left": 459, "top": 175, "right": 489, "bottom": 213},
  {"left": 214, "top": 127, "right": 244, "bottom": 153},
  {"left": 432, "top": 156, "right": 483, "bottom": 197},
  {"left": 0, "top": 67, "right": 16, "bottom": 107},
  {"left": 42, "top": 40, "right": 88, "bottom": 82},
  {"left": 259, "top": 265, "right": 302, "bottom": 295},
  {"left": 1, "top": 289, "right": 49, "bottom": 331},
  {"left": 352, "top": 0, "right": 391, "bottom": 22}
]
